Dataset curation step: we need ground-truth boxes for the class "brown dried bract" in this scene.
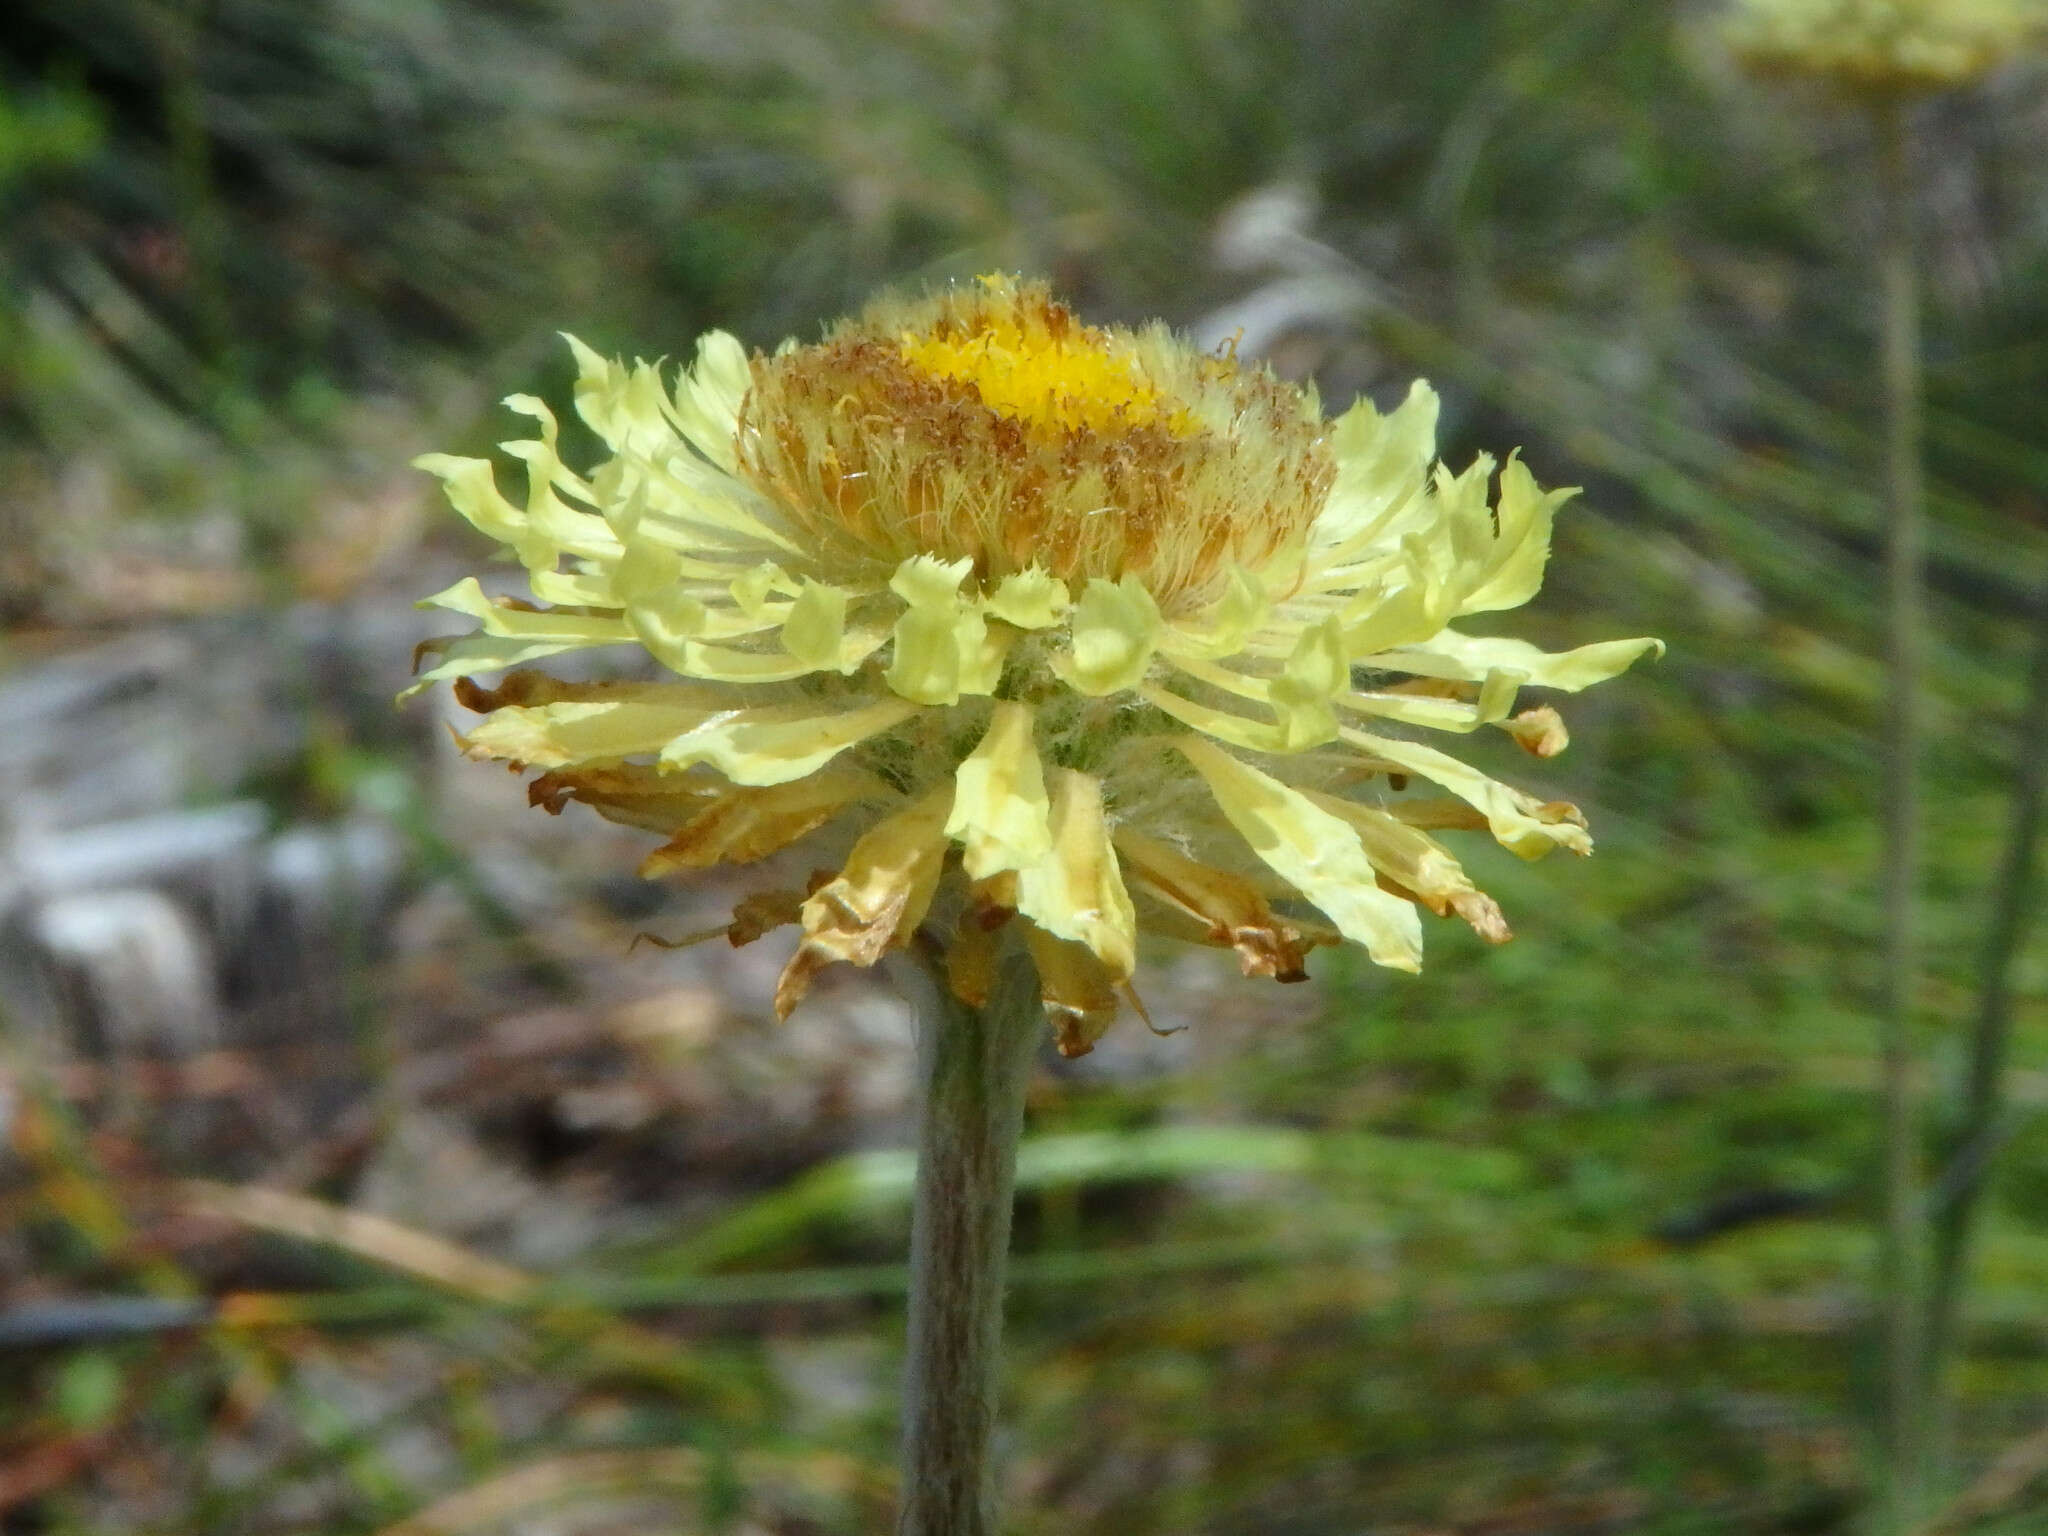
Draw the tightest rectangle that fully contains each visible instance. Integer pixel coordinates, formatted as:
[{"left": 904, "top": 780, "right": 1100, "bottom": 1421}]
[
  {"left": 637, "top": 770, "right": 883, "bottom": 875},
  {"left": 527, "top": 763, "right": 721, "bottom": 832},
  {"left": 1024, "top": 928, "right": 1121, "bottom": 1058},
  {"left": 1374, "top": 872, "right": 1514, "bottom": 944},
  {"left": 1385, "top": 798, "right": 1490, "bottom": 833},
  {"left": 772, "top": 789, "right": 953, "bottom": 1020},
  {"left": 1113, "top": 829, "right": 1323, "bottom": 984},
  {"left": 1502, "top": 706, "right": 1569, "bottom": 758},
  {"left": 728, "top": 889, "right": 806, "bottom": 947}
]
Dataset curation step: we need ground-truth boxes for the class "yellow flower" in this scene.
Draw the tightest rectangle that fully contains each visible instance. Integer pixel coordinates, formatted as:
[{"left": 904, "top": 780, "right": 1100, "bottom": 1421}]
[
  {"left": 1724, "top": 0, "right": 2044, "bottom": 92},
  {"left": 411, "top": 276, "right": 1659, "bottom": 1055}
]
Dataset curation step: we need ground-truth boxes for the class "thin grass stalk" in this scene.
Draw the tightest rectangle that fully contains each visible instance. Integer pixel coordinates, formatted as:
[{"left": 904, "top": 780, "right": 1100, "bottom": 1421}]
[
  {"left": 1924, "top": 591, "right": 2048, "bottom": 1444},
  {"left": 892, "top": 942, "right": 1042, "bottom": 1536},
  {"left": 1875, "top": 91, "right": 1929, "bottom": 1533}
]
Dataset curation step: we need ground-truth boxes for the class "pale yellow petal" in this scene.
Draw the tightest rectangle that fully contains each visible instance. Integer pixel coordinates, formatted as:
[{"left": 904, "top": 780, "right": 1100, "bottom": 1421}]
[
  {"left": 1456, "top": 456, "right": 1569, "bottom": 615},
  {"left": 1265, "top": 614, "right": 1349, "bottom": 751},
  {"left": 412, "top": 454, "right": 533, "bottom": 556},
  {"left": 404, "top": 632, "right": 593, "bottom": 699},
  {"left": 946, "top": 702, "right": 1053, "bottom": 880},
  {"left": 609, "top": 536, "right": 683, "bottom": 604},
  {"left": 1372, "top": 628, "right": 1664, "bottom": 693},
  {"left": 1016, "top": 769, "right": 1137, "bottom": 981},
  {"left": 1162, "top": 567, "right": 1269, "bottom": 662},
  {"left": 889, "top": 553, "right": 975, "bottom": 608},
  {"left": 1023, "top": 927, "right": 1121, "bottom": 1058},
  {"left": 667, "top": 330, "right": 749, "bottom": 471},
  {"left": 1058, "top": 575, "right": 1163, "bottom": 696},
  {"left": 1342, "top": 689, "right": 1498, "bottom": 734},
  {"left": 781, "top": 581, "right": 850, "bottom": 669},
  {"left": 731, "top": 560, "right": 795, "bottom": 617},
  {"left": 1310, "top": 379, "right": 1440, "bottom": 553},
  {"left": 884, "top": 554, "right": 1001, "bottom": 705},
  {"left": 458, "top": 681, "right": 725, "bottom": 767},
  {"left": 498, "top": 396, "right": 620, "bottom": 560},
  {"left": 1342, "top": 726, "right": 1591, "bottom": 858},
  {"left": 1423, "top": 455, "right": 1497, "bottom": 615},
  {"left": 619, "top": 460, "right": 803, "bottom": 557},
  {"left": 958, "top": 611, "right": 1011, "bottom": 695},
  {"left": 1174, "top": 736, "right": 1422, "bottom": 971},
  {"left": 624, "top": 567, "right": 872, "bottom": 680},
  {"left": 623, "top": 580, "right": 792, "bottom": 648},
  {"left": 1148, "top": 627, "right": 1346, "bottom": 753},
  {"left": 1305, "top": 792, "right": 1511, "bottom": 942},
  {"left": 1336, "top": 567, "right": 1441, "bottom": 656},
  {"left": 527, "top": 567, "right": 617, "bottom": 607},
  {"left": 1341, "top": 669, "right": 1521, "bottom": 736},
  {"left": 886, "top": 604, "right": 979, "bottom": 705},
  {"left": 775, "top": 787, "right": 954, "bottom": 1018},
  {"left": 656, "top": 698, "right": 920, "bottom": 786},
  {"left": 637, "top": 628, "right": 887, "bottom": 685},
  {"left": 639, "top": 769, "right": 882, "bottom": 875},
  {"left": 564, "top": 336, "right": 673, "bottom": 457},
  {"left": 1140, "top": 682, "right": 1297, "bottom": 755},
  {"left": 455, "top": 670, "right": 914, "bottom": 783},
  {"left": 985, "top": 568, "right": 1071, "bottom": 629},
  {"left": 421, "top": 577, "right": 635, "bottom": 646}
]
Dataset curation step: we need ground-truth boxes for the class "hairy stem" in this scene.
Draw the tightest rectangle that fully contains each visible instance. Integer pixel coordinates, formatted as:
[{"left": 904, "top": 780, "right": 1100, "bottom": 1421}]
[
  {"left": 1875, "top": 92, "right": 1928, "bottom": 1534},
  {"left": 892, "top": 944, "right": 1042, "bottom": 1536}
]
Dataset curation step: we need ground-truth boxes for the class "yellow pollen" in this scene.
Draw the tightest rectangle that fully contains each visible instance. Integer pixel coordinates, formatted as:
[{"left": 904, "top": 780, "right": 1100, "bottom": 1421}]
[{"left": 897, "top": 315, "right": 1198, "bottom": 441}]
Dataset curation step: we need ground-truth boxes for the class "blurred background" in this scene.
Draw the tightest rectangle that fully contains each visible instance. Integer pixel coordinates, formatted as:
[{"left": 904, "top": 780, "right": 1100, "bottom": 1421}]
[{"left": 2, "top": 1, "right": 2046, "bottom": 1531}]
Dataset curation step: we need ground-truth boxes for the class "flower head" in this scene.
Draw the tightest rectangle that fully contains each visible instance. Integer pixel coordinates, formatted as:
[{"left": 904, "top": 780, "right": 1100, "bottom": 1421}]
[
  {"left": 411, "top": 276, "right": 1659, "bottom": 1054},
  {"left": 1724, "top": 0, "right": 2044, "bottom": 93}
]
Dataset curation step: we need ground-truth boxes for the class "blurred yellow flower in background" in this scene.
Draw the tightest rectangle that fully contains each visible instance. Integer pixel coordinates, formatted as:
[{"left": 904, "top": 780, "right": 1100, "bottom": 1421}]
[
  {"left": 1724, "top": 0, "right": 2044, "bottom": 92},
  {"left": 411, "top": 276, "right": 1659, "bottom": 1055}
]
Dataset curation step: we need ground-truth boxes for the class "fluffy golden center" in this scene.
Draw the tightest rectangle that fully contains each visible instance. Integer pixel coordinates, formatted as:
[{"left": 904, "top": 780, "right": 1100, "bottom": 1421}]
[
  {"left": 895, "top": 306, "right": 1198, "bottom": 442},
  {"left": 734, "top": 277, "right": 1335, "bottom": 613}
]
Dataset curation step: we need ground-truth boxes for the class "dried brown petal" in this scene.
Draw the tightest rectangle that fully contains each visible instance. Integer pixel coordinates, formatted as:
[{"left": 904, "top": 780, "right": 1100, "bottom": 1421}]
[
  {"left": 773, "top": 788, "right": 954, "bottom": 1019},
  {"left": 1024, "top": 927, "right": 1119, "bottom": 1058},
  {"left": 1384, "top": 798, "right": 1490, "bottom": 833},
  {"left": 528, "top": 763, "right": 721, "bottom": 831},
  {"left": 1113, "top": 828, "right": 1322, "bottom": 983},
  {"left": 1501, "top": 706, "right": 1569, "bottom": 758},
  {"left": 639, "top": 769, "right": 882, "bottom": 875},
  {"left": 728, "top": 889, "right": 805, "bottom": 947}
]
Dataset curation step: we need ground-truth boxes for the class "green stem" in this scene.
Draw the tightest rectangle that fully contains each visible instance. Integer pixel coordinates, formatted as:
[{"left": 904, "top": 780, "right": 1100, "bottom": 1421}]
[
  {"left": 1924, "top": 591, "right": 2048, "bottom": 1441},
  {"left": 892, "top": 944, "right": 1043, "bottom": 1536},
  {"left": 1875, "top": 92, "right": 1928, "bottom": 1534}
]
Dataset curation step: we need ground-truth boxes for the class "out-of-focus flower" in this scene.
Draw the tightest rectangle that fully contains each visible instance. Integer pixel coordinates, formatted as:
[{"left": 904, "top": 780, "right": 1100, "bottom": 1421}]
[
  {"left": 410, "top": 277, "right": 1659, "bottom": 1054},
  {"left": 1724, "top": 0, "right": 2044, "bottom": 93}
]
